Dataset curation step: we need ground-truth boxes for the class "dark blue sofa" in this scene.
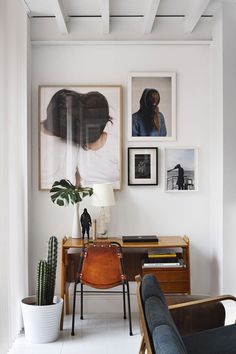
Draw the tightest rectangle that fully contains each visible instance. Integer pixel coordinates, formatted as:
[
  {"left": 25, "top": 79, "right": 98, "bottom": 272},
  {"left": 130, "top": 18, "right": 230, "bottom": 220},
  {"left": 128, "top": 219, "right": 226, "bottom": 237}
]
[{"left": 136, "top": 274, "right": 236, "bottom": 354}]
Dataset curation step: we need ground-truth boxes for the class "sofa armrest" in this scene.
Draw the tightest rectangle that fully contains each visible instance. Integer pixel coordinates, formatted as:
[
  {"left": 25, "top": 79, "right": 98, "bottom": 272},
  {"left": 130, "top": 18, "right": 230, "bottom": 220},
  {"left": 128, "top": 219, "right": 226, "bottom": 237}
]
[{"left": 168, "top": 295, "right": 236, "bottom": 310}]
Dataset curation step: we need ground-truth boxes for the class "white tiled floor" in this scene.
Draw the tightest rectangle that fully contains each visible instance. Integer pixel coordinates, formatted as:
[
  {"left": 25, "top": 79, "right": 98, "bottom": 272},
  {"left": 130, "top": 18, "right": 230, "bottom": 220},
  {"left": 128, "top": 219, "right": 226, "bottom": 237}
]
[
  {"left": 9, "top": 313, "right": 141, "bottom": 354},
  {"left": 9, "top": 302, "right": 236, "bottom": 354}
]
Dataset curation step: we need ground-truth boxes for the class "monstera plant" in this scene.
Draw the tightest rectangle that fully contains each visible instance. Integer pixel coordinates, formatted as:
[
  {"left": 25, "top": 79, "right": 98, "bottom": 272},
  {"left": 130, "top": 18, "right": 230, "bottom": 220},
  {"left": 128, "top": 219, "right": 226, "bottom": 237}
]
[
  {"left": 50, "top": 179, "right": 93, "bottom": 238},
  {"left": 50, "top": 179, "right": 93, "bottom": 206}
]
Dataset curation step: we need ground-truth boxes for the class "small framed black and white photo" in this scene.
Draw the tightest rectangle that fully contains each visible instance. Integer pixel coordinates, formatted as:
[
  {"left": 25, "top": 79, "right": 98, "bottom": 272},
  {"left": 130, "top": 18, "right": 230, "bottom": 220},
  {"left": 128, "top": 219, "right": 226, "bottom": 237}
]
[
  {"left": 128, "top": 147, "right": 158, "bottom": 185},
  {"left": 164, "top": 147, "right": 198, "bottom": 192}
]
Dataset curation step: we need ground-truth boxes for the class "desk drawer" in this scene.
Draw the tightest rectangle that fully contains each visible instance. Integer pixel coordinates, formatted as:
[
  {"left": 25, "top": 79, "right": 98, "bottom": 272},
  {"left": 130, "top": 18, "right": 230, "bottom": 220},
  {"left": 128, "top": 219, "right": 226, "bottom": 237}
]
[
  {"left": 159, "top": 282, "right": 190, "bottom": 294},
  {"left": 142, "top": 269, "right": 190, "bottom": 294},
  {"left": 142, "top": 269, "right": 189, "bottom": 282}
]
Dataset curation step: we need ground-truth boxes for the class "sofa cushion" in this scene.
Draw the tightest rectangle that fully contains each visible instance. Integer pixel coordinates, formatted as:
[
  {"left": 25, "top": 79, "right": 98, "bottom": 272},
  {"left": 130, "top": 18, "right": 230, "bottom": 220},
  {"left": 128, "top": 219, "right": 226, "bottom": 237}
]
[
  {"left": 145, "top": 296, "right": 187, "bottom": 353},
  {"left": 153, "top": 325, "right": 187, "bottom": 354},
  {"left": 183, "top": 324, "right": 236, "bottom": 354},
  {"left": 142, "top": 274, "right": 167, "bottom": 305}
]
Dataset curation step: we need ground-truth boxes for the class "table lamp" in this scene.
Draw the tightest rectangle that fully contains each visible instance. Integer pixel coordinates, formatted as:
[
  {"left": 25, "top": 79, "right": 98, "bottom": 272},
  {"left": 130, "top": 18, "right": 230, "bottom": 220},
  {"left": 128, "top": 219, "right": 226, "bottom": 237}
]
[{"left": 92, "top": 183, "right": 115, "bottom": 238}]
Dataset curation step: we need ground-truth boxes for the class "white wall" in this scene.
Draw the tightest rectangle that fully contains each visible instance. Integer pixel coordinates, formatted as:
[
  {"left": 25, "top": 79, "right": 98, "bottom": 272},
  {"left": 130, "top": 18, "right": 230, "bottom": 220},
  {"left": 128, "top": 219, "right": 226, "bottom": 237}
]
[
  {"left": 222, "top": 3, "right": 236, "bottom": 294},
  {"left": 0, "top": 0, "right": 29, "bottom": 352},
  {"left": 208, "top": 8, "right": 224, "bottom": 294},
  {"left": 30, "top": 42, "right": 213, "bottom": 297}
]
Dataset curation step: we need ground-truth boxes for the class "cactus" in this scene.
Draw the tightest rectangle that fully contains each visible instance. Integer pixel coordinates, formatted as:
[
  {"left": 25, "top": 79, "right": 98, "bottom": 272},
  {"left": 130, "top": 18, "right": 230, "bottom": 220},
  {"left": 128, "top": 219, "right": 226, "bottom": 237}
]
[
  {"left": 36, "top": 236, "right": 58, "bottom": 306},
  {"left": 46, "top": 236, "right": 58, "bottom": 305},
  {"left": 36, "top": 260, "right": 48, "bottom": 306}
]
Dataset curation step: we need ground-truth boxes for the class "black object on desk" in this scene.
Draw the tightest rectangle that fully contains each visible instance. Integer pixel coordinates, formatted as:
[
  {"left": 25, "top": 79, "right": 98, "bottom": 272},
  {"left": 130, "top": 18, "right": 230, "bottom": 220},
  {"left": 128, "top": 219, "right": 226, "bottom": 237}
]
[{"left": 122, "top": 235, "right": 159, "bottom": 243}]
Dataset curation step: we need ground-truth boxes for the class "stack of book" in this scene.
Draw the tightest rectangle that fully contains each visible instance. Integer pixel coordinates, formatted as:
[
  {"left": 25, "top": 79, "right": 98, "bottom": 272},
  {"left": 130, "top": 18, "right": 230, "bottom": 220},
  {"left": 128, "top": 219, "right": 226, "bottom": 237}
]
[{"left": 142, "top": 248, "right": 183, "bottom": 268}]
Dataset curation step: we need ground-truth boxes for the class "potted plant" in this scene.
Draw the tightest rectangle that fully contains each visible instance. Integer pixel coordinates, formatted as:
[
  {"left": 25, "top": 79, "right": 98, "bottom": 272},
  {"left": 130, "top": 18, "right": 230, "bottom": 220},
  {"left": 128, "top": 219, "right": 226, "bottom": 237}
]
[
  {"left": 50, "top": 179, "right": 93, "bottom": 238},
  {"left": 21, "top": 236, "right": 63, "bottom": 343}
]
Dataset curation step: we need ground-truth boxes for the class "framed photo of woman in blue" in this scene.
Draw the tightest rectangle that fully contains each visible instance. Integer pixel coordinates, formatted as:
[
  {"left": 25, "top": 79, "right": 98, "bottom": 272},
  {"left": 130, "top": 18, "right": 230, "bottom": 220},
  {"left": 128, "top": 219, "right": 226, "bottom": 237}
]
[{"left": 128, "top": 72, "right": 176, "bottom": 141}]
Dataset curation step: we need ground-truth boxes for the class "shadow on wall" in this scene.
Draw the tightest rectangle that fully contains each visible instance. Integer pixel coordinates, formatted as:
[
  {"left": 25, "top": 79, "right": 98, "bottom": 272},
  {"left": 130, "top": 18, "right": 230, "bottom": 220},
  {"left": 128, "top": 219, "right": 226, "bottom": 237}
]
[
  {"left": 209, "top": 255, "right": 221, "bottom": 294},
  {"left": 111, "top": 189, "right": 158, "bottom": 235},
  {"left": 190, "top": 244, "right": 220, "bottom": 295}
]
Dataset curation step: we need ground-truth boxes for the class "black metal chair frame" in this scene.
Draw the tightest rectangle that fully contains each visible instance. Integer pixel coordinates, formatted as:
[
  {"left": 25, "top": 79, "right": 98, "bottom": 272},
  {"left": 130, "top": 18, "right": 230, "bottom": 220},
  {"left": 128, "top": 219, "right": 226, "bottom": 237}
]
[{"left": 71, "top": 241, "right": 133, "bottom": 336}]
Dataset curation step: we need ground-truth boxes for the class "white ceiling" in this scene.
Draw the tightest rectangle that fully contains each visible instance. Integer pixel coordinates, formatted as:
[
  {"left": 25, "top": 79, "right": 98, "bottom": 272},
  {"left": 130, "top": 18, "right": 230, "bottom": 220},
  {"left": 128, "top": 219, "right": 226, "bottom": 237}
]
[
  {"left": 24, "top": 0, "right": 220, "bottom": 17},
  {"left": 23, "top": 0, "right": 230, "bottom": 36}
]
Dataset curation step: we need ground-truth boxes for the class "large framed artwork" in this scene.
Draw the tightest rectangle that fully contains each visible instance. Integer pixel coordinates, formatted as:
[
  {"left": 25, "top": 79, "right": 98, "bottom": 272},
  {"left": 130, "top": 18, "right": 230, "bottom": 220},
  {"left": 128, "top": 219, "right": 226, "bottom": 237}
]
[
  {"left": 165, "top": 148, "right": 198, "bottom": 192},
  {"left": 128, "top": 72, "right": 176, "bottom": 141},
  {"left": 128, "top": 147, "right": 158, "bottom": 186},
  {"left": 39, "top": 85, "right": 122, "bottom": 190}
]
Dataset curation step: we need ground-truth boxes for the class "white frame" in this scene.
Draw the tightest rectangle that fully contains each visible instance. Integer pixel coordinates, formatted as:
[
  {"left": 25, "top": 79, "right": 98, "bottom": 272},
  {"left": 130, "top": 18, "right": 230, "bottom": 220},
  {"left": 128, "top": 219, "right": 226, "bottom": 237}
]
[
  {"left": 128, "top": 72, "right": 176, "bottom": 141},
  {"left": 164, "top": 147, "right": 198, "bottom": 192}
]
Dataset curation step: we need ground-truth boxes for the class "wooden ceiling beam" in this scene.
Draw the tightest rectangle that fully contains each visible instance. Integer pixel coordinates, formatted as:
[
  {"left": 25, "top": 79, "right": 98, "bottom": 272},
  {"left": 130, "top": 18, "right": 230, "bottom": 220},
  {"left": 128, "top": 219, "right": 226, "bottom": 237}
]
[
  {"left": 50, "top": 0, "right": 68, "bottom": 35},
  {"left": 143, "top": 0, "right": 161, "bottom": 34},
  {"left": 184, "top": 0, "right": 210, "bottom": 33},
  {"left": 99, "top": 0, "right": 110, "bottom": 34}
]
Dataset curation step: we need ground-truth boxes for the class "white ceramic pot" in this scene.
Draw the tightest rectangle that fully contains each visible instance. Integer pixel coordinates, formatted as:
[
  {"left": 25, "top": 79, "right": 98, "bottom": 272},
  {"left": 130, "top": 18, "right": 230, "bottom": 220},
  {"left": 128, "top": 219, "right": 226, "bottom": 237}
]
[{"left": 21, "top": 296, "right": 63, "bottom": 343}]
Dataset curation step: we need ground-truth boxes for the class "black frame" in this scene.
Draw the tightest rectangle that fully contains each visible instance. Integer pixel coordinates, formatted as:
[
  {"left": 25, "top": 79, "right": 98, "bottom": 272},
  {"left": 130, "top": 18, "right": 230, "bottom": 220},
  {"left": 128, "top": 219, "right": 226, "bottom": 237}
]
[{"left": 128, "top": 147, "right": 158, "bottom": 186}]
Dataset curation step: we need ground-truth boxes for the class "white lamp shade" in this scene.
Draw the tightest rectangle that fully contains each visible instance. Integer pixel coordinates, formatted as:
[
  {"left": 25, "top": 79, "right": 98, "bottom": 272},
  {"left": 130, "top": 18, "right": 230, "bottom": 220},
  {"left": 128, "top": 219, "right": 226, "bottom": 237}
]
[{"left": 92, "top": 183, "right": 115, "bottom": 207}]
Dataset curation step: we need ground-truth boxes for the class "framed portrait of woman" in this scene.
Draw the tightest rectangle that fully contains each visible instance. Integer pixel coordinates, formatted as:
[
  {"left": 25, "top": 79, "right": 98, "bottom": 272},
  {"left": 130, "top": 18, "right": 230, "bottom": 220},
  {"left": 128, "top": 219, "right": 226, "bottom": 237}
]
[
  {"left": 128, "top": 72, "right": 176, "bottom": 141},
  {"left": 39, "top": 85, "right": 122, "bottom": 191}
]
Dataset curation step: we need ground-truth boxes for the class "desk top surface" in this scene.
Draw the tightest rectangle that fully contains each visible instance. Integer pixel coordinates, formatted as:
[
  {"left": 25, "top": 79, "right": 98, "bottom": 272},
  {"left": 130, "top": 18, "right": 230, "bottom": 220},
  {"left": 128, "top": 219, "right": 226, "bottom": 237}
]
[{"left": 62, "top": 236, "right": 189, "bottom": 249}]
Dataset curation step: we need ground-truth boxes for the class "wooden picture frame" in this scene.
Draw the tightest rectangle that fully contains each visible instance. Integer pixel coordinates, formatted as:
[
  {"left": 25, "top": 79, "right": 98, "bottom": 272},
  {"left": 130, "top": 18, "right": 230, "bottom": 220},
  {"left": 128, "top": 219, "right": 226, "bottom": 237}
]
[
  {"left": 164, "top": 147, "right": 198, "bottom": 192},
  {"left": 128, "top": 72, "right": 176, "bottom": 141},
  {"left": 39, "top": 85, "right": 122, "bottom": 190},
  {"left": 128, "top": 147, "right": 158, "bottom": 186}
]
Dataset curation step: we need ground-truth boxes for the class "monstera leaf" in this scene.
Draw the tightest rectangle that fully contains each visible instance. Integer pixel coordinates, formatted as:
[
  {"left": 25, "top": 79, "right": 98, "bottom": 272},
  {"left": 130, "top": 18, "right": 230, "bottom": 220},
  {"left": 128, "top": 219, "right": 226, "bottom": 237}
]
[{"left": 50, "top": 179, "right": 93, "bottom": 206}]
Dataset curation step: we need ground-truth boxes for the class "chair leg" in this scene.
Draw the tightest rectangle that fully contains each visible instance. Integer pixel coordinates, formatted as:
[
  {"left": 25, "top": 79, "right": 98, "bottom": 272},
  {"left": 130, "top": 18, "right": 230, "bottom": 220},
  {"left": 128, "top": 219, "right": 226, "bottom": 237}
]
[
  {"left": 126, "top": 281, "right": 133, "bottom": 336},
  {"left": 139, "top": 336, "right": 146, "bottom": 354},
  {"left": 80, "top": 283, "right": 84, "bottom": 320},
  {"left": 71, "top": 281, "right": 78, "bottom": 336},
  {"left": 122, "top": 282, "right": 127, "bottom": 319}
]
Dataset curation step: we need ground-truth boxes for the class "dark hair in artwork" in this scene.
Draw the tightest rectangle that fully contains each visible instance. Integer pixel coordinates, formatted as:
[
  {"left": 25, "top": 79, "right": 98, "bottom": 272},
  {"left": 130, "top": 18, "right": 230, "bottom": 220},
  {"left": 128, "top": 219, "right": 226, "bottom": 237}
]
[
  {"left": 42, "top": 89, "right": 112, "bottom": 149},
  {"left": 138, "top": 88, "right": 161, "bottom": 132}
]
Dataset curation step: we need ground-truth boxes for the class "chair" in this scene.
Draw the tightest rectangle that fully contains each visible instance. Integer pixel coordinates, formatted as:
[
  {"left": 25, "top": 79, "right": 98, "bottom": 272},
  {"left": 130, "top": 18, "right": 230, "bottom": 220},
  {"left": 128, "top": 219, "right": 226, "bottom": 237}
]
[
  {"left": 71, "top": 241, "right": 133, "bottom": 336},
  {"left": 166, "top": 293, "right": 226, "bottom": 336},
  {"left": 136, "top": 274, "right": 236, "bottom": 354}
]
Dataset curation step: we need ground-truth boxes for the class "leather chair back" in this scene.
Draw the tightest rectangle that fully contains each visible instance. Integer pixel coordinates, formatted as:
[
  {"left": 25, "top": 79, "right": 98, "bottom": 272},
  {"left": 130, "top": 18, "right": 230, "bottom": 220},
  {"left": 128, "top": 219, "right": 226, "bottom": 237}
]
[{"left": 79, "top": 242, "right": 125, "bottom": 289}]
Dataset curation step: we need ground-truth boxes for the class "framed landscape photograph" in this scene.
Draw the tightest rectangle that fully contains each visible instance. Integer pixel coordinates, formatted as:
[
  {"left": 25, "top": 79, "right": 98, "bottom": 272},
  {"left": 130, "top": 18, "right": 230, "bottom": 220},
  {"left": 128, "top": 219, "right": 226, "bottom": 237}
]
[
  {"left": 39, "top": 85, "right": 122, "bottom": 190},
  {"left": 128, "top": 147, "right": 158, "bottom": 185},
  {"left": 165, "top": 148, "right": 198, "bottom": 192},
  {"left": 128, "top": 72, "right": 176, "bottom": 141}
]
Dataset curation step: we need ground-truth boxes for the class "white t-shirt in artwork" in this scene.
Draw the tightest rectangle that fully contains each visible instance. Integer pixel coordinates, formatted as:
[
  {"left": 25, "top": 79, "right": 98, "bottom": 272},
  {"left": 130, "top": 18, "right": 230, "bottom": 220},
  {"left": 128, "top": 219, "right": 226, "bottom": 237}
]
[
  {"left": 78, "top": 121, "right": 120, "bottom": 190},
  {"left": 40, "top": 133, "right": 78, "bottom": 189},
  {"left": 40, "top": 121, "right": 120, "bottom": 190}
]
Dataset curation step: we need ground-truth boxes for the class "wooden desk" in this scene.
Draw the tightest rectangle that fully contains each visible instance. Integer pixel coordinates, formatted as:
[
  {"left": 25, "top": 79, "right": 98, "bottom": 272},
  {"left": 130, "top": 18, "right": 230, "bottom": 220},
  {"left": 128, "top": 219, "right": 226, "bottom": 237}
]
[{"left": 60, "top": 235, "right": 190, "bottom": 328}]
